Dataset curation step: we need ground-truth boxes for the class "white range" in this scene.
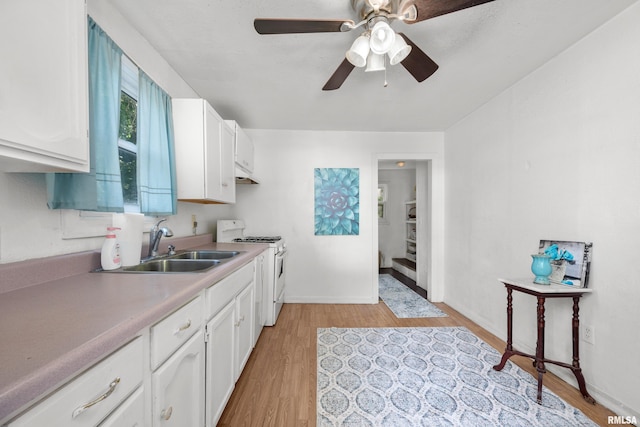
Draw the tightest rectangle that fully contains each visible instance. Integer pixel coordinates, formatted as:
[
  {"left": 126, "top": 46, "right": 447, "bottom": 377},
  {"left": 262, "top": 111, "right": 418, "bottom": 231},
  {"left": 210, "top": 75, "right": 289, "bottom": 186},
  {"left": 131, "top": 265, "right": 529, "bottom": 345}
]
[{"left": 217, "top": 220, "right": 287, "bottom": 327}]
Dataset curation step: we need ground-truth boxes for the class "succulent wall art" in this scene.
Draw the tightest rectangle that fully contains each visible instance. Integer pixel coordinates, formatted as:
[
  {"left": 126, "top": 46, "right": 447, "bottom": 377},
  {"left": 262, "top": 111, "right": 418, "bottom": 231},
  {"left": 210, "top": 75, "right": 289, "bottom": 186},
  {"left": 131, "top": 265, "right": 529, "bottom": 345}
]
[{"left": 314, "top": 168, "right": 360, "bottom": 235}]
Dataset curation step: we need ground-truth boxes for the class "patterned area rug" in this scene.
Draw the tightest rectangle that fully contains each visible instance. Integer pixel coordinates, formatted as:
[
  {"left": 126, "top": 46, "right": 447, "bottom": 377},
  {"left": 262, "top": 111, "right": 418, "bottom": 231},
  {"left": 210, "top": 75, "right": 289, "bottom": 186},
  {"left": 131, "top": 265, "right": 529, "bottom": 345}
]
[
  {"left": 379, "top": 274, "right": 447, "bottom": 318},
  {"left": 317, "top": 327, "right": 597, "bottom": 427}
]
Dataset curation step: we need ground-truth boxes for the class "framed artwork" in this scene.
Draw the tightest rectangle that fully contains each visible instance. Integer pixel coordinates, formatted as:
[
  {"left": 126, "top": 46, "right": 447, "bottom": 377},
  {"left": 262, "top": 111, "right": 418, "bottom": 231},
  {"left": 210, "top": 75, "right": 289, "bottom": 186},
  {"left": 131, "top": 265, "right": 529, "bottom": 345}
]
[
  {"left": 314, "top": 168, "right": 359, "bottom": 235},
  {"left": 538, "top": 240, "right": 593, "bottom": 287}
]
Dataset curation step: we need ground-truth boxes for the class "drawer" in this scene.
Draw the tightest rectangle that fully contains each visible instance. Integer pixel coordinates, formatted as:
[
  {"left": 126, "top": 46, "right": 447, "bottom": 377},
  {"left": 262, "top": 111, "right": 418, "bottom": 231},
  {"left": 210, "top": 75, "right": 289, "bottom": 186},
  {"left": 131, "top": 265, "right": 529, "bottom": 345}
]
[
  {"left": 150, "top": 296, "right": 203, "bottom": 370},
  {"left": 9, "top": 338, "right": 143, "bottom": 427},
  {"left": 206, "top": 262, "right": 254, "bottom": 319},
  {"left": 98, "top": 386, "right": 144, "bottom": 427}
]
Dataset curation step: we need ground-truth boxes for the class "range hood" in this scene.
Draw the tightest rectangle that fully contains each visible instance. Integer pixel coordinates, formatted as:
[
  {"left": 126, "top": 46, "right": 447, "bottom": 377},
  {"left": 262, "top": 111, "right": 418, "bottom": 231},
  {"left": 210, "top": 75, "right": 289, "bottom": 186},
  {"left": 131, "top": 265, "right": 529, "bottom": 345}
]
[{"left": 236, "top": 166, "right": 259, "bottom": 184}]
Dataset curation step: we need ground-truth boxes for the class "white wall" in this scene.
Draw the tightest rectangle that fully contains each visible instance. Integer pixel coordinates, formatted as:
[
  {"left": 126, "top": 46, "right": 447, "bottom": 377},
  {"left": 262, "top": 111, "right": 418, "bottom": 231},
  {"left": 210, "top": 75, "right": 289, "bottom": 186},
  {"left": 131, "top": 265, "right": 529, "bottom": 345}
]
[
  {"left": 234, "top": 130, "right": 444, "bottom": 303},
  {"left": 378, "top": 168, "right": 415, "bottom": 268},
  {"left": 444, "top": 2, "right": 640, "bottom": 417}
]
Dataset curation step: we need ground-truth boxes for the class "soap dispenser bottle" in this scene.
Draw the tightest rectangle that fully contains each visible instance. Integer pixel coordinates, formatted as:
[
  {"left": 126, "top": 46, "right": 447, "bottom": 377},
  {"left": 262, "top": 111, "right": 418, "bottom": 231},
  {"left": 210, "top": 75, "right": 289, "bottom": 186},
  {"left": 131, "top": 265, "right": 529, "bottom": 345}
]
[{"left": 101, "top": 227, "right": 122, "bottom": 270}]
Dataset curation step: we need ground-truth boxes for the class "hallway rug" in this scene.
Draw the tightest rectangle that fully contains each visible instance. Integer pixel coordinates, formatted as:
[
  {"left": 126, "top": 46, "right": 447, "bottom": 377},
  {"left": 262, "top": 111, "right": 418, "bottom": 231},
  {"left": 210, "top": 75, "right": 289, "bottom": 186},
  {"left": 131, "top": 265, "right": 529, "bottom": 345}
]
[
  {"left": 317, "top": 327, "right": 597, "bottom": 427},
  {"left": 378, "top": 274, "right": 446, "bottom": 318}
]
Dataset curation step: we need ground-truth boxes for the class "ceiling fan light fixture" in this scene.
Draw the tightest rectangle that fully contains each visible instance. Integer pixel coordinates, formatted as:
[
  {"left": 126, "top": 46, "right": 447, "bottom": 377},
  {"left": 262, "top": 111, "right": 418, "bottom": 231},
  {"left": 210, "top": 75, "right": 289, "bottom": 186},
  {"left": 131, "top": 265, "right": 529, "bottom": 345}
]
[
  {"left": 388, "top": 35, "right": 412, "bottom": 65},
  {"left": 346, "top": 33, "right": 370, "bottom": 67},
  {"left": 369, "top": 20, "right": 395, "bottom": 54},
  {"left": 365, "top": 52, "right": 385, "bottom": 72}
]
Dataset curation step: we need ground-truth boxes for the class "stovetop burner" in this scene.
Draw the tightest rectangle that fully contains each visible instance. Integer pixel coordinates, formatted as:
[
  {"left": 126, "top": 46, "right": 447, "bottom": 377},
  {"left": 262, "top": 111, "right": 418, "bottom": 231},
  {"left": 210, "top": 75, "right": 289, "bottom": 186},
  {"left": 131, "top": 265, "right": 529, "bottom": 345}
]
[{"left": 233, "top": 236, "right": 282, "bottom": 243}]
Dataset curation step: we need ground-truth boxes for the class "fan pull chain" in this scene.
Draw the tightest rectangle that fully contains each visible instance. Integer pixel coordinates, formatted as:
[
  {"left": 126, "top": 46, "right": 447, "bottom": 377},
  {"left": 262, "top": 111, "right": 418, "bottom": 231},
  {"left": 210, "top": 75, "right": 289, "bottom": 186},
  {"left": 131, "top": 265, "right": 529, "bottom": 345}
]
[{"left": 384, "top": 56, "right": 388, "bottom": 87}]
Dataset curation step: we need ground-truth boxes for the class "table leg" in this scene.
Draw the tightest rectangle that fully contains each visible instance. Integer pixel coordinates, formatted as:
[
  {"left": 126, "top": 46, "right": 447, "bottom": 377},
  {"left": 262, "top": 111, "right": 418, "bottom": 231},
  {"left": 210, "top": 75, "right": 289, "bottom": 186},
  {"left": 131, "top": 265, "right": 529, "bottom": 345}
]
[
  {"left": 535, "top": 296, "right": 546, "bottom": 404},
  {"left": 571, "top": 296, "right": 596, "bottom": 404},
  {"left": 493, "top": 287, "right": 514, "bottom": 371}
]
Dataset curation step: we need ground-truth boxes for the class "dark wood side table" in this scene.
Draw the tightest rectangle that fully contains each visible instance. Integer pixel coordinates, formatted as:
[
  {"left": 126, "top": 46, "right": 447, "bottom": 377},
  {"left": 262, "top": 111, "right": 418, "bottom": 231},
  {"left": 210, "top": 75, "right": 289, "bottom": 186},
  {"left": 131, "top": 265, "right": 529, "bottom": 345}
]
[{"left": 493, "top": 278, "right": 596, "bottom": 405}]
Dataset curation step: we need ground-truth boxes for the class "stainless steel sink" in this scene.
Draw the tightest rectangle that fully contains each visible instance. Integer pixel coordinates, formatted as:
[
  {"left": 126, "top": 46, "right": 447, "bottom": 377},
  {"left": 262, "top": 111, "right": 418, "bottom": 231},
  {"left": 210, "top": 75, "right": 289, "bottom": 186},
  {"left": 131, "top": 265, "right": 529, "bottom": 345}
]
[
  {"left": 169, "top": 250, "right": 241, "bottom": 260},
  {"left": 121, "top": 259, "right": 220, "bottom": 273},
  {"left": 94, "top": 250, "right": 243, "bottom": 273}
]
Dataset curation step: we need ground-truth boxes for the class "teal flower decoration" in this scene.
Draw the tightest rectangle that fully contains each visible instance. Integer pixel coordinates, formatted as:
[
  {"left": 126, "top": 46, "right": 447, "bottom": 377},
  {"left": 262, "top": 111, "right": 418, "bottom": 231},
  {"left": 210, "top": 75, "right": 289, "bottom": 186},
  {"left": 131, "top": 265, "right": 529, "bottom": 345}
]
[{"left": 314, "top": 168, "right": 359, "bottom": 235}]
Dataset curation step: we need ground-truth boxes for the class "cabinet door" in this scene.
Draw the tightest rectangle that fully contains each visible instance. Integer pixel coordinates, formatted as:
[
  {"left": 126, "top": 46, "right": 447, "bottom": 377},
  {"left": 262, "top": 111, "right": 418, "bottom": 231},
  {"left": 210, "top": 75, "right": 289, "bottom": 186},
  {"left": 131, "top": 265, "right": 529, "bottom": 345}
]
[
  {"left": 219, "top": 120, "right": 236, "bottom": 203},
  {"left": 235, "top": 282, "right": 254, "bottom": 381},
  {"left": 253, "top": 253, "right": 266, "bottom": 345},
  {"left": 173, "top": 99, "right": 206, "bottom": 199},
  {"left": 235, "top": 125, "right": 254, "bottom": 174},
  {"left": 0, "top": 0, "right": 89, "bottom": 172},
  {"left": 205, "top": 300, "right": 236, "bottom": 427},
  {"left": 204, "top": 102, "right": 223, "bottom": 201},
  {"left": 152, "top": 332, "right": 205, "bottom": 427}
]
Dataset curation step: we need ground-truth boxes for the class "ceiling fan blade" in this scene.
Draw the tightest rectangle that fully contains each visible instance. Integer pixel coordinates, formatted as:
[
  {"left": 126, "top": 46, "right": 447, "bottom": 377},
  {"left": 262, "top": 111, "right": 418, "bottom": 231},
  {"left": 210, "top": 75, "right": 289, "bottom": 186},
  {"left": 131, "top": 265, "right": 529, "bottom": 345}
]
[
  {"left": 409, "top": 0, "right": 495, "bottom": 23},
  {"left": 322, "top": 59, "right": 355, "bottom": 91},
  {"left": 254, "top": 18, "right": 354, "bottom": 34},
  {"left": 398, "top": 33, "right": 439, "bottom": 82}
]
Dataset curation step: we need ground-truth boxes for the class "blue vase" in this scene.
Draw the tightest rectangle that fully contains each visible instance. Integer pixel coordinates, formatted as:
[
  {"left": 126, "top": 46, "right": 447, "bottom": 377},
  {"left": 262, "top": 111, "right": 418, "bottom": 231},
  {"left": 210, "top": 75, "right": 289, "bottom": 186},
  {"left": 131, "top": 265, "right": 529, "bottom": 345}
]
[{"left": 531, "top": 254, "right": 553, "bottom": 285}]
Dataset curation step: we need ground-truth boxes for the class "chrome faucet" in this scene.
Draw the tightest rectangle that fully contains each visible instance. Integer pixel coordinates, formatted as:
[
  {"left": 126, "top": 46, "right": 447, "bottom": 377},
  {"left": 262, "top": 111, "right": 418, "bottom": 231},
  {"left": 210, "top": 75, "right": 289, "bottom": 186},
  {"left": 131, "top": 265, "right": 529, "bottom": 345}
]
[{"left": 148, "top": 219, "right": 174, "bottom": 257}]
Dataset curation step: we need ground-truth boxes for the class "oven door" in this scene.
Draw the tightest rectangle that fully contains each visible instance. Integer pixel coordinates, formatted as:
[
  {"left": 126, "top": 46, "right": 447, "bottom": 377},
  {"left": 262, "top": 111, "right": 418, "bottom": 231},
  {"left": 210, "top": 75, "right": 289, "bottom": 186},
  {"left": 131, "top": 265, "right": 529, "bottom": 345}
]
[{"left": 273, "top": 247, "right": 287, "bottom": 322}]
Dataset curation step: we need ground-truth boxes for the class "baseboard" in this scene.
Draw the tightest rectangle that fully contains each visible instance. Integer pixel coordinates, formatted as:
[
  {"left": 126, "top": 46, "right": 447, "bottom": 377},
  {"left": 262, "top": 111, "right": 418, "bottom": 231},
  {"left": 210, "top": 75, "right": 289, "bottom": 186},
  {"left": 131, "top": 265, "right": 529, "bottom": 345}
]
[{"left": 284, "top": 296, "right": 378, "bottom": 304}]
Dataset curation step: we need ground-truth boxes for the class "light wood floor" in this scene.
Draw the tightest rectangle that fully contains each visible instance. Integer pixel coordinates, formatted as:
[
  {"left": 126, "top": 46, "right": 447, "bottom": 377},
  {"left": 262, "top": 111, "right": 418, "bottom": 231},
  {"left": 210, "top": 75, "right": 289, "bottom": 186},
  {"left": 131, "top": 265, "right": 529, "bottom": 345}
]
[{"left": 218, "top": 301, "right": 615, "bottom": 426}]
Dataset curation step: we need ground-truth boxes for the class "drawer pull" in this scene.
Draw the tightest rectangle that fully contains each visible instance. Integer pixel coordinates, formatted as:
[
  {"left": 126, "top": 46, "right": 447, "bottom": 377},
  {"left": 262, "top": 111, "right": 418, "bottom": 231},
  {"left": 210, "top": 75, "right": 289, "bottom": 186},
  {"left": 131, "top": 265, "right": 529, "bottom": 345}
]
[
  {"left": 72, "top": 377, "right": 120, "bottom": 418},
  {"left": 161, "top": 406, "right": 173, "bottom": 420},
  {"left": 175, "top": 319, "right": 192, "bottom": 334}
]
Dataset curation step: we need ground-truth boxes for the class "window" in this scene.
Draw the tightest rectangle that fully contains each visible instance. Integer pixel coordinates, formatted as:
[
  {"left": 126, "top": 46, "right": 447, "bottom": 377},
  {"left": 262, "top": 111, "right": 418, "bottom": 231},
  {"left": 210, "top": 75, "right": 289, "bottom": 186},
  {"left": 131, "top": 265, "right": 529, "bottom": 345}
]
[
  {"left": 119, "top": 55, "right": 139, "bottom": 212},
  {"left": 48, "top": 17, "right": 176, "bottom": 219}
]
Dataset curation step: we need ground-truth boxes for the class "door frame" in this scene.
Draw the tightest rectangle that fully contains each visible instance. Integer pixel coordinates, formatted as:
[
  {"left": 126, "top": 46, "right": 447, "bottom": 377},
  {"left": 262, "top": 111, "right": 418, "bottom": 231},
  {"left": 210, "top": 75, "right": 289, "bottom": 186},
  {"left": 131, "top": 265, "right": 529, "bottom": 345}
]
[{"left": 372, "top": 152, "right": 445, "bottom": 302}]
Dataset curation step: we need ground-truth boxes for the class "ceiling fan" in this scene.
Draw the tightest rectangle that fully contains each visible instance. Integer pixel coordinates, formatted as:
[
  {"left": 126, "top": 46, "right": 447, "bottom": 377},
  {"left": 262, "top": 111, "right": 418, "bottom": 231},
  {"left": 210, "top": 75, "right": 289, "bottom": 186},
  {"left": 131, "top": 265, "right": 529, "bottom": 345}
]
[{"left": 254, "top": 0, "right": 495, "bottom": 90}]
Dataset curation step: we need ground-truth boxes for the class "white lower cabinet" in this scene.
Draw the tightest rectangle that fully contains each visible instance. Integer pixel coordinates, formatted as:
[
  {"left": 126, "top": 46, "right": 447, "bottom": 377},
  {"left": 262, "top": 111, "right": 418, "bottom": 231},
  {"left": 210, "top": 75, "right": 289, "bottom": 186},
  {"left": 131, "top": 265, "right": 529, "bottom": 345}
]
[
  {"left": 7, "top": 261, "right": 260, "bottom": 427},
  {"left": 204, "top": 261, "right": 255, "bottom": 427},
  {"left": 152, "top": 331, "right": 205, "bottom": 427},
  {"left": 253, "top": 250, "right": 268, "bottom": 347}
]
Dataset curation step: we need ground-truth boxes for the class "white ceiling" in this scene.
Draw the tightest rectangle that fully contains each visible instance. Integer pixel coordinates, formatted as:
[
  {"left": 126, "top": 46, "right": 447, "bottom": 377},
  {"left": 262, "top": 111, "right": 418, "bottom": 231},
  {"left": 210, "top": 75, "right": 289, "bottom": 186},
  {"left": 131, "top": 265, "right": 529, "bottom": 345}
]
[{"left": 109, "top": 0, "right": 636, "bottom": 132}]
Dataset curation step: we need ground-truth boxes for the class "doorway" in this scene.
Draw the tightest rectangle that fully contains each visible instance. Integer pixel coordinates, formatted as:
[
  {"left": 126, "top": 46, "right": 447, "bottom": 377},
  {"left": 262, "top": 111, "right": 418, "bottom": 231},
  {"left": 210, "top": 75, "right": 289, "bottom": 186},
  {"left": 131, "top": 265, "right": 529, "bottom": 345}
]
[{"left": 372, "top": 154, "right": 444, "bottom": 302}]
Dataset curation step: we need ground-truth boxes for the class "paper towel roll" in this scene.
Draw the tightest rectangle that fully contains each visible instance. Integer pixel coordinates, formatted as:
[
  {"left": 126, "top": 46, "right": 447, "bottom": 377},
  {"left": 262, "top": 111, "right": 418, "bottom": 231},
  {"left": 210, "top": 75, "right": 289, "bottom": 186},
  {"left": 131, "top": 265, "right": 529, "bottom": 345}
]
[{"left": 113, "top": 213, "right": 145, "bottom": 266}]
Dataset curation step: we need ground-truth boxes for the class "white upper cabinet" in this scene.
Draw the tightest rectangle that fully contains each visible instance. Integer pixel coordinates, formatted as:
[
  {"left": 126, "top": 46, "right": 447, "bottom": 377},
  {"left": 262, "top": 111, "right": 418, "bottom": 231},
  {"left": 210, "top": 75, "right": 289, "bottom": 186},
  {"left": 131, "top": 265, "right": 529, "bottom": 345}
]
[
  {"left": 172, "top": 99, "right": 235, "bottom": 204},
  {"left": 220, "top": 120, "right": 236, "bottom": 203},
  {"left": 0, "top": 0, "right": 89, "bottom": 172},
  {"left": 225, "top": 120, "right": 254, "bottom": 175}
]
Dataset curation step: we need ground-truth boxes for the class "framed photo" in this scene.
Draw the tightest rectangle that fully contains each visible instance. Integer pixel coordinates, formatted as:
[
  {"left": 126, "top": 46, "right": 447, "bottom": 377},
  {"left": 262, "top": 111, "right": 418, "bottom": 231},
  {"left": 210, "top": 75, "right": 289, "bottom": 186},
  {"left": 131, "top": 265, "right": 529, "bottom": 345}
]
[{"left": 538, "top": 240, "right": 593, "bottom": 288}]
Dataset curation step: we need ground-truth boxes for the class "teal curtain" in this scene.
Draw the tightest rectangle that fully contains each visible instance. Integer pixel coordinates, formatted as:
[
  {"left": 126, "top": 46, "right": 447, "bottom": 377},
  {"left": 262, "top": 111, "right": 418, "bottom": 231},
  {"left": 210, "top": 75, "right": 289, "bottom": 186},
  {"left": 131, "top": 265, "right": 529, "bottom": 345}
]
[
  {"left": 137, "top": 71, "right": 177, "bottom": 215},
  {"left": 46, "top": 17, "right": 124, "bottom": 212}
]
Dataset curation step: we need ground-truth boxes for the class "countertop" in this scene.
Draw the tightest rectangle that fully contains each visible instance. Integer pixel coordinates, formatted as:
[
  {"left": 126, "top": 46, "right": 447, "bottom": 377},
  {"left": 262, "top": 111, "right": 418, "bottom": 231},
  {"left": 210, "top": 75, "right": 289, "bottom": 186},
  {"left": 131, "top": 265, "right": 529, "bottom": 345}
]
[{"left": 0, "top": 240, "right": 268, "bottom": 422}]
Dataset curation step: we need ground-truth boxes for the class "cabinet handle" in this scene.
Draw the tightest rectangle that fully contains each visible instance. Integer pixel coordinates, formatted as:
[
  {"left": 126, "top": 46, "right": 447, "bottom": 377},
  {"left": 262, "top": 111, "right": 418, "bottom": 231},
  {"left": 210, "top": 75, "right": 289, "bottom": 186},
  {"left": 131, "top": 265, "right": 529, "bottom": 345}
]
[
  {"left": 222, "top": 182, "right": 229, "bottom": 187},
  {"left": 160, "top": 406, "right": 173, "bottom": 420},
  {"left": 72, "top": 377, "right": 120, "bottom": 418},
  {"left": 175, "top": 319, "right": 191, "bottom": 334},
  {"left": 239, "top": 314, "right": 245, "bottom": 322}
]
